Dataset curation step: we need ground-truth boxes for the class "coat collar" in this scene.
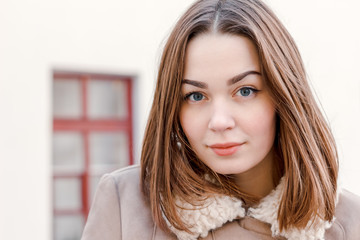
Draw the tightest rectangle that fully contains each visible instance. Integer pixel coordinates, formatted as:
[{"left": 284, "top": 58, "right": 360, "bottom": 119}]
[{"left": 167, "top": 178, "right": 335, "bottom": 240}]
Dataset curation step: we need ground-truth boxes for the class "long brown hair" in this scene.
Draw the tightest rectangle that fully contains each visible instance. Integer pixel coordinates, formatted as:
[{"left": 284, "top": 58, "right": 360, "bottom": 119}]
[{"left": 141, "top": 0, "right": 338, "bottom": 233}]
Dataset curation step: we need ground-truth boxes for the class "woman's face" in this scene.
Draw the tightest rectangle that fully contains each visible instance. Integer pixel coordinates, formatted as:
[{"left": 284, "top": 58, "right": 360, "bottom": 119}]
[{"left": 179, "top": 33, "right": 276, "bottom": 178}]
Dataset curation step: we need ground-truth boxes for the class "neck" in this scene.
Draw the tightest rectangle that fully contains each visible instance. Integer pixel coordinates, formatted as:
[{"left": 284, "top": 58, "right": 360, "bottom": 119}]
[{"left": 234, "top": 149, "right": 276, "bottom": 201}]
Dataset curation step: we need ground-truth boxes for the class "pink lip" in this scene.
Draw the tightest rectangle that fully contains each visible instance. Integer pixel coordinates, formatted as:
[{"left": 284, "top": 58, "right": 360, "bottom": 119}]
[{"left": 208, "top": 142, "right": 243, "bottom": 156}]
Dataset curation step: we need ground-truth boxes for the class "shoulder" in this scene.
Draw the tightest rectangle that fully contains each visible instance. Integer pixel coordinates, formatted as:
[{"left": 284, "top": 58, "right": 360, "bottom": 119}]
[
  {"left": 96, "top": 164, "right": 141, "bottom": 200},
  {"left": 328, "top": 189, "right": 360, "bottom": 240},
  {"left": 82, "top": 165, "right": 141, "bottom": 240},
  {"left": 97, "top": 165, "right": 160, "bottom": 239},
  {"left": 106, "top": 164, "right": 141, "bottom": 185},
  {"left": 103, "top": 164, "right": 144, "bottom": 209},
  {"left": 335, "top": 189, "right": 360, "bottom": 224},
  {"left": 107, "top": 164, "right": 140, "bottom": 180}
]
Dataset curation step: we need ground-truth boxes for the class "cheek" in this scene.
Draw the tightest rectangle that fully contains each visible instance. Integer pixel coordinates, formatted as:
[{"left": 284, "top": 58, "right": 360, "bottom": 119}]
[
  {"left": 179, "top": 106, "right": 203, "bottom": 141},
  {"left": 243, "top": 101, "right": 276, "bottom": 139}
]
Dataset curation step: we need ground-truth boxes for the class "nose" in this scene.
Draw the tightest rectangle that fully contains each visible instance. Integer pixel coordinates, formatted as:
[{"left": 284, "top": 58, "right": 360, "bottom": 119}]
[{"left": 208, "top": 101, "right": 236, "bottom": 132}]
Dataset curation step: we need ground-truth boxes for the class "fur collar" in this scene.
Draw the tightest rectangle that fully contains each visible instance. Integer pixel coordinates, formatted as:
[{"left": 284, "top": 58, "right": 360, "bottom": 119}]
[{"left": 167, "top": 178, "right": 335, "bottom": 240}]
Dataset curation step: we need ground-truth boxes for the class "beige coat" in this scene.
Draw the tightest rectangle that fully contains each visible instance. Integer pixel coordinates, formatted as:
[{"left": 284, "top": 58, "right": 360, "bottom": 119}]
[{"left": 81, "top": 165, "right": 360, "bottom": 240}]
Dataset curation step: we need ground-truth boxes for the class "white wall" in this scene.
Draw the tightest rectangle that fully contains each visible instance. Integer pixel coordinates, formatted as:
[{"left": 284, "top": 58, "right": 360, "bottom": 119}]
[{"left": 0, "top": 0, "right": 359, "bottom": 239}]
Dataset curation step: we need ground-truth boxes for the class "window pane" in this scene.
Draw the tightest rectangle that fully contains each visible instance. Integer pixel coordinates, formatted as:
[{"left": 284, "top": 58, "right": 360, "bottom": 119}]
[
  {"left": 54, "top": 178, "right": 82, "bottom": 210},
  {"left": 89, "top": 132, "right": 129, "bottom": 172},
  {"left": 88, "top": 79, "right": 128, "bottom": 119},
  {"left": 54, "top": 215, "right": 84, "bottom": 240},
  {"left": 53, "top": 132, "right": 84, "bottom": 173},
  {"left": 53, "top": 79, "right": 82, "bottom": 118}
]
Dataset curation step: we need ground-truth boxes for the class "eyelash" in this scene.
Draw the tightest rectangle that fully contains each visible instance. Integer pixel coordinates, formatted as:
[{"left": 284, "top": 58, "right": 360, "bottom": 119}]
[
  {"left": 183, "top": 87, "right": 259, "bottom": 101},
  {"left": 184, "top": 91, "right": 206, "bottom": 102},
  {"left": 235, "top": 87, "right": 259, "bottom": 97}
]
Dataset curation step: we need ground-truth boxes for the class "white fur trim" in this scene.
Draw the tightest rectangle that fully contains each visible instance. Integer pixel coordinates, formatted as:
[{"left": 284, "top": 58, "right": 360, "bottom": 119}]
[
  {"left": 168, "top": 195, "right": 245, "bottom": 240},
  {"left": 167, "top": 178, "right": 335, "bottom": 240},
  {"left": 247, "top": 178, "right": 333, "bottom": 240}
]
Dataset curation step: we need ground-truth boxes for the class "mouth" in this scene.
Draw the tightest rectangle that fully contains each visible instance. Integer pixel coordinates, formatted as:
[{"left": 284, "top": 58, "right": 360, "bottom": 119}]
[{"left": 208, "top": 142, "right": 244, "bottom": 156}]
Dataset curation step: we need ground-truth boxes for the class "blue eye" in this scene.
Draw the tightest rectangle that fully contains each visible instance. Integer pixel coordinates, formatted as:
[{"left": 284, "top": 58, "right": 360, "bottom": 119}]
[
  {"left": 186, "top": 92, "right": 204, "bottom": 102},
  {"left": 237, "top": 87, "right": 257, "bottom": 97}
]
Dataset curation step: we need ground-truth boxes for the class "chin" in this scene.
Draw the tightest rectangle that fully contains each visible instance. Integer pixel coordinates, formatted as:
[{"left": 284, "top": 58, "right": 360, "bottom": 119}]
[{"left": 206, "top": 163, "right": 251, "bottom": 176}]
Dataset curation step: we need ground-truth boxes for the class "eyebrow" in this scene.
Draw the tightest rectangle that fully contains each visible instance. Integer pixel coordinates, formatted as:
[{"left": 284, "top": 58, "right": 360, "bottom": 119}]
[
  {"left": 228, "top": 70, "right": 261, "bottom": 85},
  {"left": 182, "top": 70, "right": 261, "bottom": 89}
]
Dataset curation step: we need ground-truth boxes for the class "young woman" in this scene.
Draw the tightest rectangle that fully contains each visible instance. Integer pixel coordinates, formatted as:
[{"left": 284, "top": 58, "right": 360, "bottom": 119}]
[{"left": 81, "top": 0, "right": 360, "bottom": 239}]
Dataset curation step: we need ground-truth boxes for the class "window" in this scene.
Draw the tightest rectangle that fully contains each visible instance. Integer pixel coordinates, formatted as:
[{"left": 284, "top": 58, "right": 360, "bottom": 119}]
[{"left": 52, "top": 71, "right": 134, "bottom": 240}]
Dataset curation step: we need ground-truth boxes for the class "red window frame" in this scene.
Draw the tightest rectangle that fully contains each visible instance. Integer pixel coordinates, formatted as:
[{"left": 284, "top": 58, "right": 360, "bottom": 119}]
[{"left": 52, "top": 71, "right": 134, "bottom": 238}]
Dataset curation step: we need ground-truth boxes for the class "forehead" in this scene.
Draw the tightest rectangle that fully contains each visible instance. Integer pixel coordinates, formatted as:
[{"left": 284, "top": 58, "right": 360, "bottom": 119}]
[{"left": 184, "top": 33, "right": 261, "bottom": 81}]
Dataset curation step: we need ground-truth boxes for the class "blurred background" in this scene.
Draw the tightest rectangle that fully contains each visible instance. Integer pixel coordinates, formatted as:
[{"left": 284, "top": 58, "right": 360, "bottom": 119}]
[{"left": 0, "top": 0, "right": 359, "bottom": 239}]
